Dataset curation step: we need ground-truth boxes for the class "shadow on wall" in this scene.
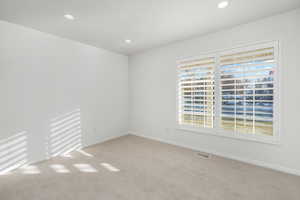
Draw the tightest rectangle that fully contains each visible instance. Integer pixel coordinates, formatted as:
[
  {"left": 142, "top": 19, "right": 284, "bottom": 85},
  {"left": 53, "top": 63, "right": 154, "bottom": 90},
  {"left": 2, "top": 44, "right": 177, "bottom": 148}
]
[
  {"left": 47, "top": 108, "right": 82, "bottom": 158},
  {"left": 0, "top": 131, "right": 28, "bottom": 175}
]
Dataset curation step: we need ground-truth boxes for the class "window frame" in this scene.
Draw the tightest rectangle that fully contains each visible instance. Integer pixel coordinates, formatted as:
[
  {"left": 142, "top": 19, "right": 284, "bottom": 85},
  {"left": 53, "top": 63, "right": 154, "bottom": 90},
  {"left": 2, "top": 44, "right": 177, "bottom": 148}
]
[{"left": 176, "top": 41, "right": 280, "bottom": 145}]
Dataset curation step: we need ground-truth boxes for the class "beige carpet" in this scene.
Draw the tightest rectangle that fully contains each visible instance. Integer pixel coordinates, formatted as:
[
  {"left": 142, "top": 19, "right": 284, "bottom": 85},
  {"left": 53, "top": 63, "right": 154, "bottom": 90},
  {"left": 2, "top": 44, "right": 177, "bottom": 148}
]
[{"left": 0, "top": 135, "right": 299, "bottom": 200}]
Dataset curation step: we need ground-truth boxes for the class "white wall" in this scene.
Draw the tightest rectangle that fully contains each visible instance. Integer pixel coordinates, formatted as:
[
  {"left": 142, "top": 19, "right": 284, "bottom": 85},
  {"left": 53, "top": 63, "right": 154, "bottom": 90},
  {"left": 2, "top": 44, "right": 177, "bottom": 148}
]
[
  {"left": 0, "top": 20, "right": 128, "bottom": 169},
  {"left": 129, "top": 8, "right": 300, "bottom": 175}
]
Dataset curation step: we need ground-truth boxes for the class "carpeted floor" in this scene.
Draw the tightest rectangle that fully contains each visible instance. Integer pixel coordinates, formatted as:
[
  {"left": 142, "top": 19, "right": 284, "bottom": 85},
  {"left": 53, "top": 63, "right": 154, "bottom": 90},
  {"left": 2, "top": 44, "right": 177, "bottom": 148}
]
[{"left": 0, "top": 135, "right": 300, "bottom": 200}]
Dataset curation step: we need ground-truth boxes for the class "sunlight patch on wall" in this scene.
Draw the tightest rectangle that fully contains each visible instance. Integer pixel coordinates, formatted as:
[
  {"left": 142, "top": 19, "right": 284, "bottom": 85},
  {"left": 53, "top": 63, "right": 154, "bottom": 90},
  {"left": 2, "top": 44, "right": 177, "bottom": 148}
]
[
  {"left": 0, "top": 131, "right": 28, "bottom": 175},
  {"left": 47, "top": 109, "right": 82, "bottom": 158}
]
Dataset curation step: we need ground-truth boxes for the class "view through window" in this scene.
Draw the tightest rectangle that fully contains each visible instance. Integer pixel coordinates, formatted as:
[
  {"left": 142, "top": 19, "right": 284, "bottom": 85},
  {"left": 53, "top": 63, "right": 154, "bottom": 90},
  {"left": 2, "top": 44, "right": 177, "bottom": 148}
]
[{"left": 177, "top": 41, "right": 278, "bottom": 142}]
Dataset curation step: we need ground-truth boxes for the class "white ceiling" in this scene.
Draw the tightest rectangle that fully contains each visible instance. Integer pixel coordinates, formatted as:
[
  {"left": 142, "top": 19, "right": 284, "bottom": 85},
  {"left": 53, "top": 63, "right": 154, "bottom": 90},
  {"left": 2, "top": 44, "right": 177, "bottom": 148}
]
[{"left": 0, "top": 0, "right": 299, "bottom": 55}]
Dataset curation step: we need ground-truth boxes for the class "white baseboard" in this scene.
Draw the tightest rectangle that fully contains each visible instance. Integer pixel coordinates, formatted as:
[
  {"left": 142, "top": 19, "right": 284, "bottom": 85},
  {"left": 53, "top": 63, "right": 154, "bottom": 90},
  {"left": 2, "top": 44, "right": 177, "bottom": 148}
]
[
  {"left": 128, "top": 131, "right": 300, "bottom": 177},
  {"left": 1, "top": 132, "right": 129, "bottom": 175},
  {"left": 34, "top": 132, "right": 129, "bottom": 164},
  {"left": 84, "top": 132, "right": 129, "bottom": 147}
]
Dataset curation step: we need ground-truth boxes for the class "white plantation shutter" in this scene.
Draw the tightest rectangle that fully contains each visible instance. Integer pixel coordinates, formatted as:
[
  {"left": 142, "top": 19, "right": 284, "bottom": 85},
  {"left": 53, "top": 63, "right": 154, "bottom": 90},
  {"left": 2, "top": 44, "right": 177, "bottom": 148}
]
[
  {"left": 219, "top": 46, "right": 276, "bottom": 136},
  {"left": 178, "top": 56, "right": 215, "bottom": 128},
  {"left": 177, "top": 41, "right": 278, "bottom": 142}
]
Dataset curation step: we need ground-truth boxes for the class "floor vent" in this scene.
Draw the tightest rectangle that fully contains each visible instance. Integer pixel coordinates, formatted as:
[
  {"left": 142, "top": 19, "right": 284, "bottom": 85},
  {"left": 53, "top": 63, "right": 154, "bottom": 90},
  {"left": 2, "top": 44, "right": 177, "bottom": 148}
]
[{"left": 196, "top": 152, "right": 211, "bottom": 159}]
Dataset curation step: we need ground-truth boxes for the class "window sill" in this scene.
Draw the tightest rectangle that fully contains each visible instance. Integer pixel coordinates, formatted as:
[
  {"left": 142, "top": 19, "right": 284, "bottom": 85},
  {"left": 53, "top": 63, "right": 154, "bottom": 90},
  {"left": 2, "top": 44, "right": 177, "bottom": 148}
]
[{"left": 176, "top": 126, "right": 280, "bottom": 146}]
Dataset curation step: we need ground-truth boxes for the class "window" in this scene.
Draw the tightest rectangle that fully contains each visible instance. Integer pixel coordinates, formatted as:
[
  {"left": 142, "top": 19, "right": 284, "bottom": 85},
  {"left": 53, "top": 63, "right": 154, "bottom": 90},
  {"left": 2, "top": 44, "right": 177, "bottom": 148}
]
[
  {"left": 178, "top": 56, "right": 215, "bottom": 128},
  {"left": 177, "top": 41, "right": 279, "bottom": 143}
]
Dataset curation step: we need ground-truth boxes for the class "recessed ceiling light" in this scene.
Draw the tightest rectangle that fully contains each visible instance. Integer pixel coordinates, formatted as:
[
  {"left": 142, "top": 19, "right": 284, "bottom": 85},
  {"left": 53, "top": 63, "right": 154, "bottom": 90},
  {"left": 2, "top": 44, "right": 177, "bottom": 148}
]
[
  {"left": 125, "top": 39, "right": 132, "bottom": 44},
  {"left": 64, "top": 14, "right": 75, "bottom": 20},
  {"left": 218, "top": 1, "right": 229, "bottom": 9}
]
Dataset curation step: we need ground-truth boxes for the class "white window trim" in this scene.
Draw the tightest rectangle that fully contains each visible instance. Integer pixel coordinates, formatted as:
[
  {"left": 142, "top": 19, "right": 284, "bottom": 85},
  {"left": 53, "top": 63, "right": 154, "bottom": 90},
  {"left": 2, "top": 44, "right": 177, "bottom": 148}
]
[{"left": 176, "top": 40, "right": 281, "bottom": 145}]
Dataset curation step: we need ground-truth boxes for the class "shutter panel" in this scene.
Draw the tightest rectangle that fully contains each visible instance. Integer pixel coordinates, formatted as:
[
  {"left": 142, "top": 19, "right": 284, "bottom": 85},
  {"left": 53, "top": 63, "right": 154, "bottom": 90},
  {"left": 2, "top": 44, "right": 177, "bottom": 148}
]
[
  {"left": 178, "top": 57, "right": 215, "bottom": 128},
  {"left": 219, "top": 46, "right": 275, "bottom": 136}
]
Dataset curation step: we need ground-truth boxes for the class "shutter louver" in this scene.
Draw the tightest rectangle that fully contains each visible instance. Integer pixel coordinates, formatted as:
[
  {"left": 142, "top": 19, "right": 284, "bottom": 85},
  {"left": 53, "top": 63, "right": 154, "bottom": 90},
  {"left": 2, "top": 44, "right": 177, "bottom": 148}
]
[
  {"left": 220, "top": 47, "right": 275, "bottom": 136},
  {"left": 178, "top": 57, "right": 215, "bottom": 128}
]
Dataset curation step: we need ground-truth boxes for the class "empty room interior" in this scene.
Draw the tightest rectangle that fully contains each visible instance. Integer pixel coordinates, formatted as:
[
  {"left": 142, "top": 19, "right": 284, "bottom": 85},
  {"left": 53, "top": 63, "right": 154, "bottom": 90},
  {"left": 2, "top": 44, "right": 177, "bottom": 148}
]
[{"left": 1, "top": 0, "right": 300, "bottom": 199}]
